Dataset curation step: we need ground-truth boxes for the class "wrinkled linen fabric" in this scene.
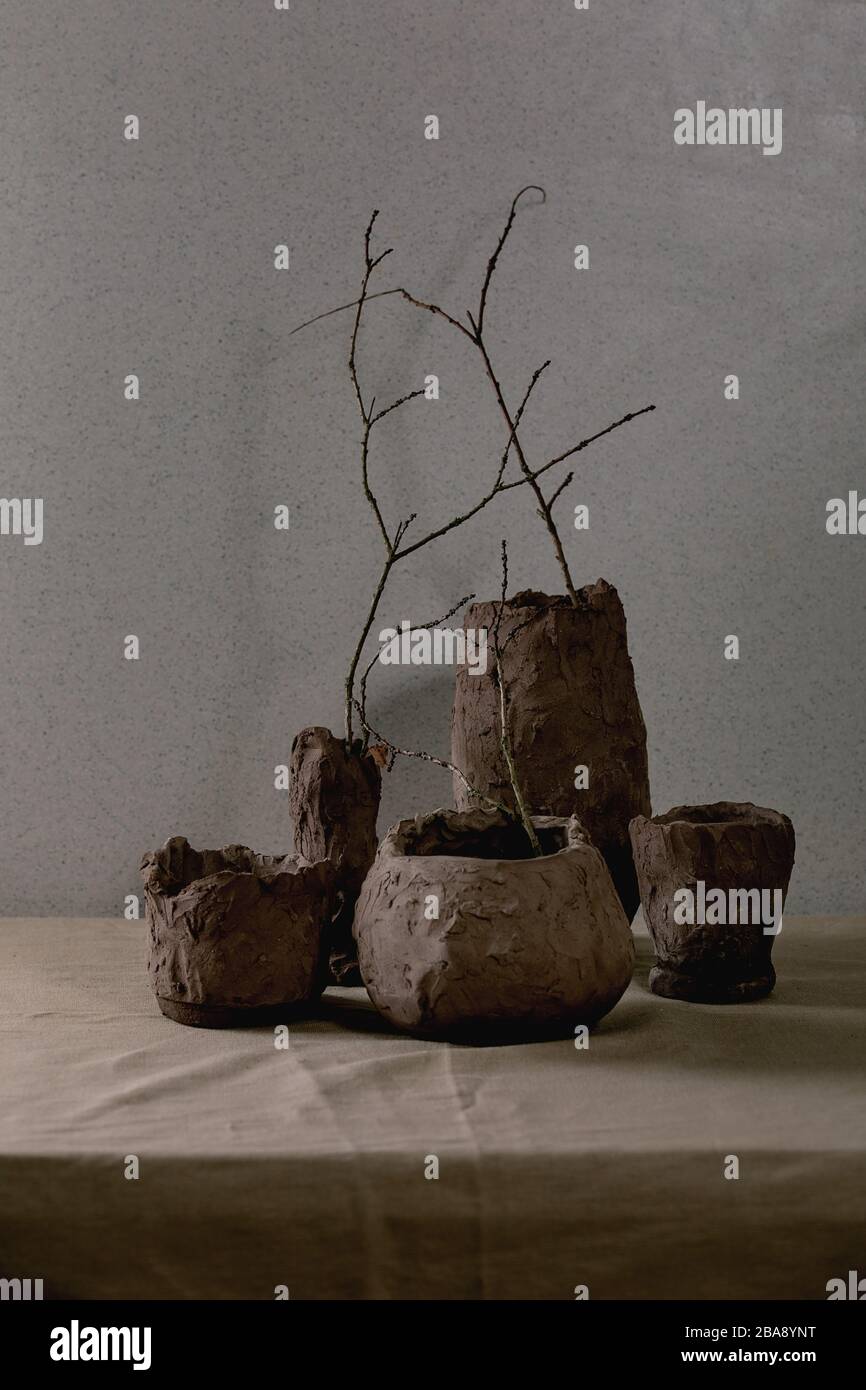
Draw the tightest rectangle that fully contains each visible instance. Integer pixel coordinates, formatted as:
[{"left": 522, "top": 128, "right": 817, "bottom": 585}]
[{"left": 0, "top": 917, "right": 863, "bottom": 1300}]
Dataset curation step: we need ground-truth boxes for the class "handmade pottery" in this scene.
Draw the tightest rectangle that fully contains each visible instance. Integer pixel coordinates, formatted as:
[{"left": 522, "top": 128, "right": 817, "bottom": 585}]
[
  {"left": 289, "top": 726, "right": 381, "bottom": 984},
  {"left": 353, "top": 807, "right": 634, "bottom": 1041},
  {"left": 451, "top": 582, "right": 650, "bottom": 921},
  {"left": 141, "top": 836, "right": 336, "bottom": 1027},
  {"left": 629, "top": 801, "right": 796, "bottom": 1003}
]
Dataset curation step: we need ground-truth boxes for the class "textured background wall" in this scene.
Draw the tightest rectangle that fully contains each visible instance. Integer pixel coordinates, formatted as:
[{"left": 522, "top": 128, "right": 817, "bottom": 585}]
[{"left": 1, "top": 0, "right": 862, "bottom": 915}]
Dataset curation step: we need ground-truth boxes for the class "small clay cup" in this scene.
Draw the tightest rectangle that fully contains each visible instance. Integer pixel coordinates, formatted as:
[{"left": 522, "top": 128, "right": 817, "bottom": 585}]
[
  {"left": 629, "top": 802, "right": 796, "bottom": 1003},
  {"left": 141, "top": 837, "right": 336, "bottom": 1027},
  {"left": 353, "top": 807, "right": 634, "bottom": 1042}
]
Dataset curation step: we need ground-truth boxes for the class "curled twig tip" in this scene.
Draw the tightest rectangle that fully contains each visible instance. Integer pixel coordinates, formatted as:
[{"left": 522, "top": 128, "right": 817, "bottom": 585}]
[{"left": 515, "top": 184, "right": 546, "bottom": 207}]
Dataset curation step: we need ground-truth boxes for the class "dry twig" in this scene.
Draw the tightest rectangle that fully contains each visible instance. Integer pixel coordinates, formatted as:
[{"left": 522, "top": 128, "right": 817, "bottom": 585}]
[
  {"left": 492, "top": 541, "right": 542, "bottom": 855},
  {"left": 294, "top": 188, "right": 656, "bottom": 613},
  {"left": 353, "top": 701, "right": 511, "bottom": 817},
  {"left": 357, "top": 592, "right": 475, "bottom": 731}
]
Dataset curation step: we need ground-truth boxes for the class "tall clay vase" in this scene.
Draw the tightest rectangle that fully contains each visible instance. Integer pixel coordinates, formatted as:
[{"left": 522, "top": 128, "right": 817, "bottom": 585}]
[
  {"left": 629, "top": 802, "right": 796, "bottom": 1003},
  {"left": 451, "top": 581, "right": 650, "bottom": 921},
  {"left": 289, "top": 726, "right": 381, "bottom": 985},
  {"left": 141, "top": 837, "right": 336, "bottom": 1027},
  {"left": 353, "top": 807, "right": 635, "bottom": 1042}
]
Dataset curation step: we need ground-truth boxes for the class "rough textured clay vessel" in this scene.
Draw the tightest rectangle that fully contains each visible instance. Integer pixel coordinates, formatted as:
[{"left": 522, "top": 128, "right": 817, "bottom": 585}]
[
  {"left": 141, "top": 836, "right": 336, "bottom": 1027},
  {"left": 451, "top": 582, "right": 650, "bottom": 922},
  {"left": 629, "top": 802, "right": 796, "bottom": 1003},
  {"left": 353, "top": 807, "right": 635, "bottom": 1042},
  {"left": 289, "top": 726, "right": 381, "bottom": 985}
]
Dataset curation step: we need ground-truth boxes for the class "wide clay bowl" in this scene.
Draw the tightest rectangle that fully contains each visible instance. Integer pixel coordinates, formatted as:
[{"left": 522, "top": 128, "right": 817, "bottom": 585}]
[
  {"left": 353, "top": 807, "right": 634, "bottom": 1042},
  {"left": 141, "top": 836, "right": 336, "bottom": 1027},
  {"left": 629, "top": 801, "right": 796, "bottom": 1003}
]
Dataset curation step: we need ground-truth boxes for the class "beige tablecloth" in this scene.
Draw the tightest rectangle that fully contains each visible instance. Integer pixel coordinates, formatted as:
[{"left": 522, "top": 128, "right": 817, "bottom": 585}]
[{"left": 0, "top": 917, "right": 863, "bottom": 1300}]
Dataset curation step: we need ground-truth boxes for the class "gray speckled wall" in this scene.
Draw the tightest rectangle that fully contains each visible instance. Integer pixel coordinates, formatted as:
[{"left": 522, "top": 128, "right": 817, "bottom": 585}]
[{"left": 1, "top": 1, "right": 862, "bottom": 915}]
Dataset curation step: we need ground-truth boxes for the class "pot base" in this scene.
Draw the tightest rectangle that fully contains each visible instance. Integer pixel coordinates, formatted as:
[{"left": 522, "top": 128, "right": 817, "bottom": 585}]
[
  {"left": 648, "top": 964, "right": 776, "bottom": 1004},
  {"left": 397, "top": 1015, "right": 604, "bottom": 1046},
  {"left": 156, "top": 997, "right": 314, "bottom": 1029}
]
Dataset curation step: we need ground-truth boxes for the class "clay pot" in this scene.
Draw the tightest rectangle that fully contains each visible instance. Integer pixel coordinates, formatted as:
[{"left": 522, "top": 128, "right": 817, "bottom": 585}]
[
  {"left": 289, "top": 726, "right": 381, "bottom": 985},
  {"left": 353, "top": 807, "right": 634, "bottom": 1042},
  {"left": 141, "top": 837, "right": 336, "bottom": 1027},
  {"left": 450, "top": 581, "right": 650, "bottom": 922},
  {"left": 629, "top": 802, "right": 796, "bottom": 1003}
]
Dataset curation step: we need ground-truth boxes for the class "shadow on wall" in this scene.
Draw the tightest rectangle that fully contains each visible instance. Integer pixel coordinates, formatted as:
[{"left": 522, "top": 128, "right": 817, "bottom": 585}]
[{"left": 369, "top": 664, "right": 457, "bottom": 838}]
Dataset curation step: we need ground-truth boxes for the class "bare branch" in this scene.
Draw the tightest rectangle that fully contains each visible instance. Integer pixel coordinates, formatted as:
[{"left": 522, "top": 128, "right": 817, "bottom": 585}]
[
  {"left": 291, "top": 286, "right": 473, "bottom": 341},
  {"left": 363, "top": 209, "right": 379, "bottom": 265},
  {"left": 393, "top": 512, "right": 417, "bottom": 548},
  {"left": 417, "top": 592, "right": 476, "bottom": 631},
  {"left": 290, "top": 290, "right": 396, "bottom": 338},
  {"left": 348, "top": 302, "right": 369, "bottom": 423},
  {"left": 392, "top": 468, "right": 509, "bottom": 561},
  {"left": 298, "top": 265, "right": 655, "bottom": 575},
  {"left": 356, "top": 653, "right": 381, "bottom": 742},
  {"left": 345, "top": 550, "right": 395, "bottom": 749},
  {"left": 394, "top": 287, "right": 474, "bottom": 339},
  {"left": 492, "top": 537, "right": 509, "bottom": 654},
  {"left": 459, "top": 190, "right": 579, "bottom": 599},
  {"left": 508, "top": 402, "right": 657, "bottom": 490},
  {"left": 378, "top": 192, "right": 655, "bottom": 606},
  {"left": 359, "top": 429, "right": 391, "bottom": 550},
  {"left": 341, "top": 219, "right": 431, "bottom": 742},
  {"left": 357, "top": 592, "right": 475, "bottom": 728},
  {"left": 546, "top": 469, "right": 574, "bottom": 511},
  {"left": 370, "top": 386, "right": 426, "bottom": 427},
  {"left": 353, "top": 702, "right": 511, "bottom": 817},
  {"left": 476, "top": 185, "right": 546, "bottom": 338},
  {"left": 367, "top": 354, "right": 556, "bottom": 564},
  {"left": 297, "top": 193, "right": 658, "bottom": 744},
  {"left": 492, "top": 540, "right": 542, "bottom": 856},
  {"left": 348, "top": 215, "right": 395, "bottom": 552},
  {"left": 501, "top": 599, "right": 562, "bottom": 653},
  {"left": 499, "top": 361, "right": 550, "bottom": 476},
  {"left": 387, "top": 359, "right": 548, "bottom": 562},
  {"left": 474, "top": 334, "right": 579, "bottom": 605}
]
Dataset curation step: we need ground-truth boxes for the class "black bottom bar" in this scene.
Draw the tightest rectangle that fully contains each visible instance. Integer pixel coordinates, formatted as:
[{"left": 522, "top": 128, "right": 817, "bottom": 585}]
[{"left": 2, "top": 1299, "right": 859, "bottom": 1375}]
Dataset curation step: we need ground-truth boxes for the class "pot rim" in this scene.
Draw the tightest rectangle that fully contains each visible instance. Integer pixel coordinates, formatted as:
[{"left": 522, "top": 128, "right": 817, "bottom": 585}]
[
  {"left": 140, "top": 836, "right": 330, "bottom": 899},
  {"left": 374, "top": 808, "right": 597, "bottom": 868},
  {"left": 464, "top": 578, "right": 618, "bottom": 617},
  {"left": 632, "top": 801, "right": 792, "bottom": 834}
]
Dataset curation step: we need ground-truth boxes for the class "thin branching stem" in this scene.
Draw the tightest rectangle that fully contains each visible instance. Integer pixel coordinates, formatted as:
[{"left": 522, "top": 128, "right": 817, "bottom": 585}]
[
  {"left": 345, "top": 552, "right": 395, "bottom": 748},
  {"left": 476, "top": 185, "right": 546, "bottom": 338},
  {"left": 303, "top": 193, "right": 656, "bottom": 741},
  {"left": 357, "top": 592, "right": 475, "bottom": 730},
  {"left": 469, "top": 187, "right": 578, "bottom": 601},
  {"left": 499, "top": 403, "right": 656, "bottom": 492},
  {"left": 470, "top": 329, "right": 579, "bottom": 604},
  {"left": 493, "top": 541, "right": 543, "bottom": 855},
  {"left": 336, "top": 214, "right": 574, "bottom": 744},
  {"left": 292, "top": 285, "right": 474, "bottom": 342},
  {"left": 294, "top": 191, "right": 656, "bottom": 614},
  {"left": 349, "top": 213, "right": 393, "bottom": 554},
  {"left": 354, "top": 702, "right": 511, "bottom": 817},
  {"left": 356, "top": 557, "right": 542, "bottom": 857},
  {"left": 501, "top": 599, "right": 561, "bottom": 653},
  {"left": 371, "top": 387, "right": 426, "bottom": 426},
  {"left": 546, "top": 469, "right": 574, "bottom": 512},
  {"left": 391, "top": 363, "right": 551, "bottom": 562}
]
